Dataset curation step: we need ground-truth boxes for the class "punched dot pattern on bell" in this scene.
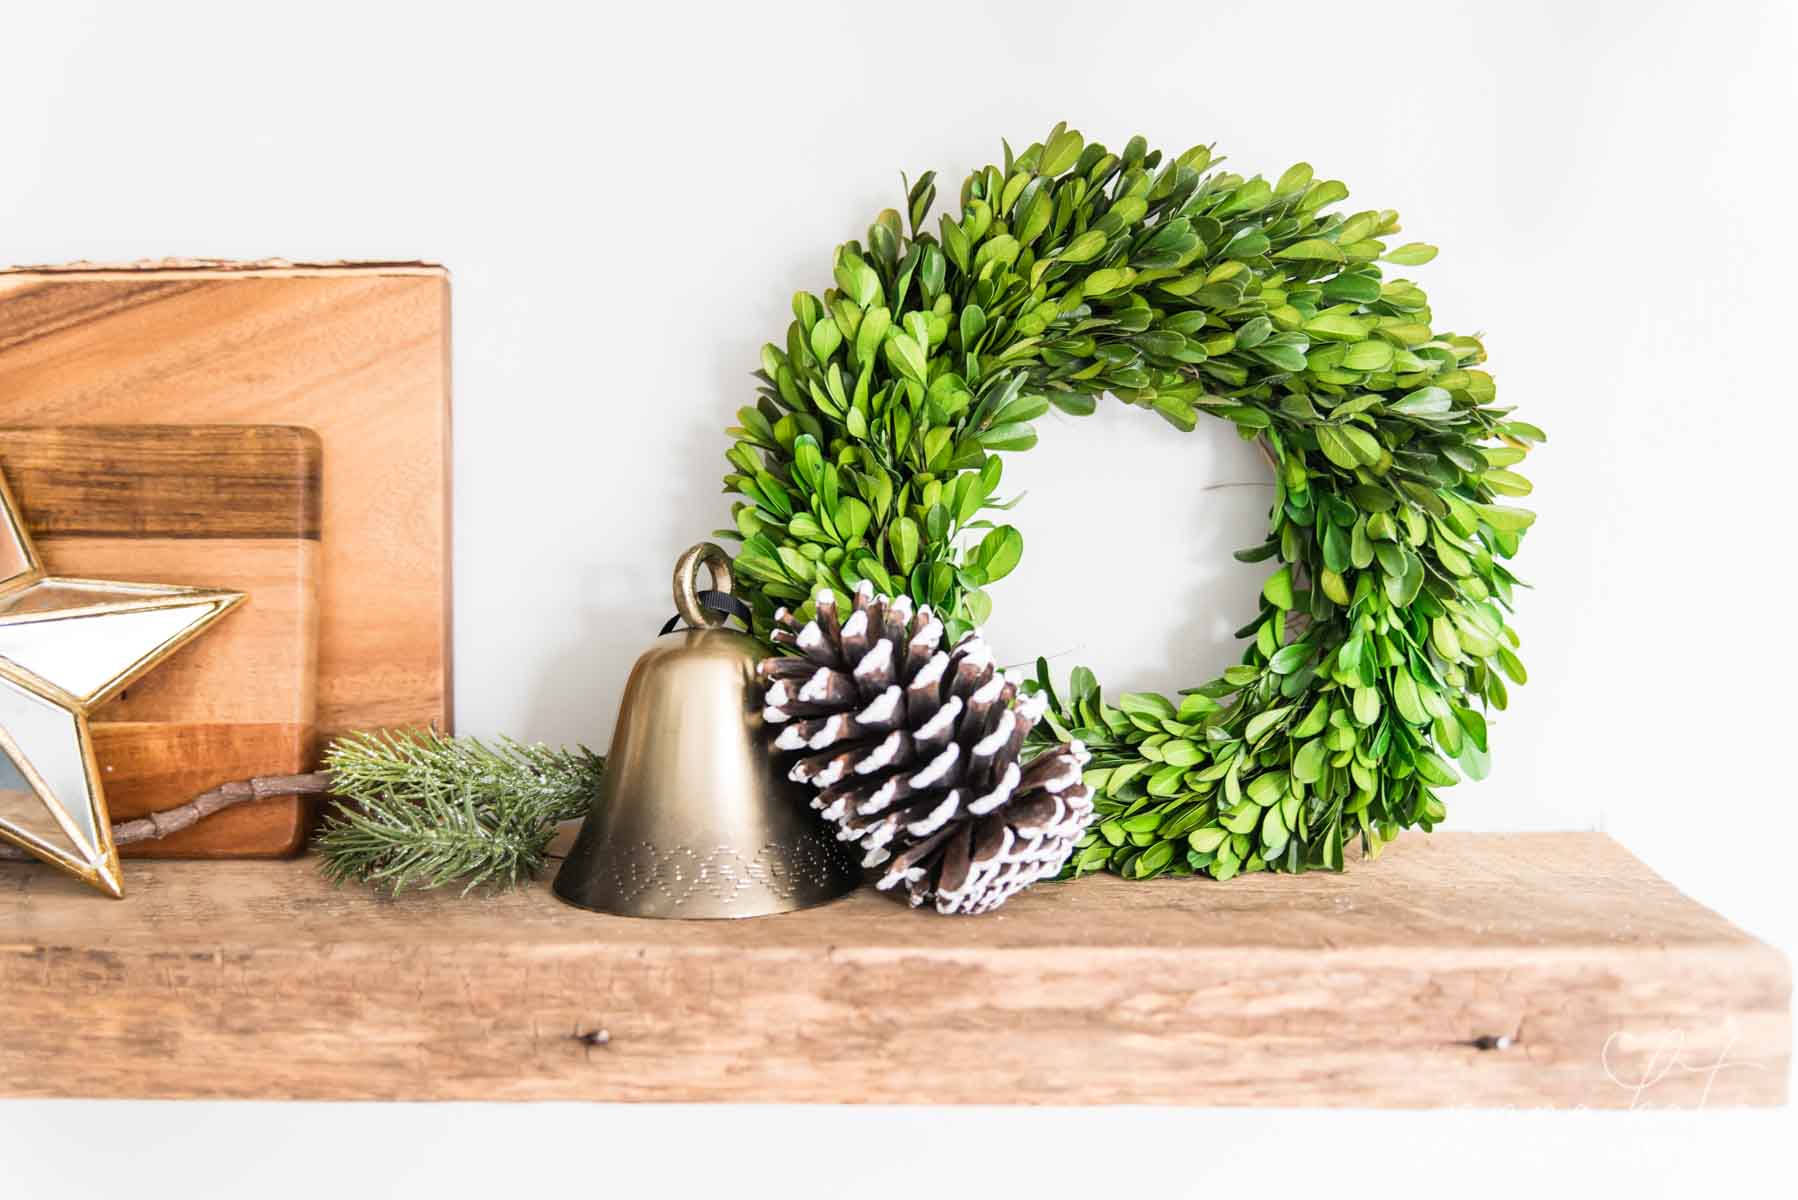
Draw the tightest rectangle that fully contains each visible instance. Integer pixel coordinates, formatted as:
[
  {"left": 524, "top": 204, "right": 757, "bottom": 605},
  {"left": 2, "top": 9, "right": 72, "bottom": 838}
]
[{"left": 592, "top": 833, "right": 853, "bottom": 906}]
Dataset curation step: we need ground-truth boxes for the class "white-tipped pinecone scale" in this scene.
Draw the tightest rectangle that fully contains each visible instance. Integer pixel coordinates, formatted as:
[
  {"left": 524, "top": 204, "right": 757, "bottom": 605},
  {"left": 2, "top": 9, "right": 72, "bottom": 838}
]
[{"left": 758, "top": 581, "right": 1093, "bottom": 915}]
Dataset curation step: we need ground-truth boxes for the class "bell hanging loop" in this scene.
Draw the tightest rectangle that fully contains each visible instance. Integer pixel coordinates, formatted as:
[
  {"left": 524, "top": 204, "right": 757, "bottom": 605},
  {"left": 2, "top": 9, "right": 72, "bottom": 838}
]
[{"left": 671, "top": 542, "right": 734, "bottom": 629}]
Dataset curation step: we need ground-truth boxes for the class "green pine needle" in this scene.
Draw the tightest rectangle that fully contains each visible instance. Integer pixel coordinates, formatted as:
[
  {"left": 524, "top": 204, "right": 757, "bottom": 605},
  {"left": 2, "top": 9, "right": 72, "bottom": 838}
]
[{"left": 313, "top": 729, "right": 603, "bottom": 895}]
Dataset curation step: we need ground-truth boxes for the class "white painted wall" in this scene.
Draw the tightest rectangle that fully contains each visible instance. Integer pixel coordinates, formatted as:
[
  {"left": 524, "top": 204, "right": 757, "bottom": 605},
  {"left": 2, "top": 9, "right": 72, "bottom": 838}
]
[{"left": 3, "top": 1, "right": 1792, "bottom": 1194}]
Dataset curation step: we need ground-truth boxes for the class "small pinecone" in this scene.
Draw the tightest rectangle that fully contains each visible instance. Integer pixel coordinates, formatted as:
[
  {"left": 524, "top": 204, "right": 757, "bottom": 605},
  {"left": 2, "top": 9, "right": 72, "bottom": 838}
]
[{"left": 757, "top": 581, "right": 1093, "bottom": 915}]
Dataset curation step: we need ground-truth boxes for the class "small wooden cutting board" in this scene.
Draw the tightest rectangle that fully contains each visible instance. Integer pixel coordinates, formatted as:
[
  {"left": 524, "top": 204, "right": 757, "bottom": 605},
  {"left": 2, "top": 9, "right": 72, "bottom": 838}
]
[{"left": 0, "top": 425, "right": 319, "bottom": 857}]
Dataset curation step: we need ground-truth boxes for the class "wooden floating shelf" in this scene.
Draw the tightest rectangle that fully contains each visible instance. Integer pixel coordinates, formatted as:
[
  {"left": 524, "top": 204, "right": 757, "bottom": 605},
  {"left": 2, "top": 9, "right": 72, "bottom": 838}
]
[{"left": 0, "top": 832, "right": 1786, "bottom": 1106}]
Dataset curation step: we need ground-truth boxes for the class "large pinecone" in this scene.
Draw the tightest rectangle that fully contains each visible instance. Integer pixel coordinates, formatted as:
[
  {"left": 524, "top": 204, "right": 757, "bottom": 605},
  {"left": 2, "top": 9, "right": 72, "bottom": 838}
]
[{"left": 757, "top": 582, "right": 1092, "bottom": 915}]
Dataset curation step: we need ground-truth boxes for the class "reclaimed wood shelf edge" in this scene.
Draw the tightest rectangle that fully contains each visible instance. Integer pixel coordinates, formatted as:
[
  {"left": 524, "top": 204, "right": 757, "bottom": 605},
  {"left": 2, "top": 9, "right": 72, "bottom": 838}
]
[{"left": 0, "top": 833, "right": 1787, "bottom": 1107}]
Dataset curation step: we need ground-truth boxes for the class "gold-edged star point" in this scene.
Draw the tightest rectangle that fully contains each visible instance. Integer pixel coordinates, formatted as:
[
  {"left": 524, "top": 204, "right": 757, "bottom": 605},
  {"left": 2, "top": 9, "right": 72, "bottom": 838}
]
[{"left": 0, "top": 468, "right": 242, "bottom": 897}]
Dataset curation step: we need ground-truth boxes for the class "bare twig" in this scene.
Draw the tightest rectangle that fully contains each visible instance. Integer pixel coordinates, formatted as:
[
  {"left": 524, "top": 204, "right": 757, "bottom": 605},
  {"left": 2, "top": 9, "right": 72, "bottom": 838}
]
[
  {"left": 0, "top": 771, "right": 333, "bottom": 861},
  {"left": 1254, "top": 433, "right": 1280, "bottom": 474}
]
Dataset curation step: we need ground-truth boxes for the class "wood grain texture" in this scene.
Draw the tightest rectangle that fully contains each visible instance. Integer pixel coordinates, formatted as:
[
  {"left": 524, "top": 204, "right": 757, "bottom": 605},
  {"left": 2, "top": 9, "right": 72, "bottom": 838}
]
[
  {"left": 0, "top": 263, "right": 452, "bottom": 736},
  {"left": 0, "top": 427, "right": 319, "bottom": 856},
  {"left": 0, "top": 833, "right": 1785, "bottom": 1106},
  {"left": 0, "top": 425, "right": 321, "bottom": 538}
]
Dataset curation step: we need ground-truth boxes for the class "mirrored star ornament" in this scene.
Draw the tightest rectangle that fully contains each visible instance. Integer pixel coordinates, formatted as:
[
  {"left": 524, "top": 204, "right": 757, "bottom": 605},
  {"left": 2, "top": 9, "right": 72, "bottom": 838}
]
[{"left": 0, "top": 467, "right": 242, "bottom": 897}]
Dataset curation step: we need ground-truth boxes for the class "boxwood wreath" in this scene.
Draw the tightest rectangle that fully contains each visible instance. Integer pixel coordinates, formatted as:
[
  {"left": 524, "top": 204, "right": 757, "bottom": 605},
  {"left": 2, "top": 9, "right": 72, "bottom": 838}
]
[{"left": 719, "top": 123, "right": 1543, "bottom": 883}]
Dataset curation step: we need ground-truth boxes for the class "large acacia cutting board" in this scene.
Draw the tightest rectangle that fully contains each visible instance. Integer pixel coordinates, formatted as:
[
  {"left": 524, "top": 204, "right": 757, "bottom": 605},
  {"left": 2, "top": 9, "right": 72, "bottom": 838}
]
[
  {"left": 0, "top": 260, "right": 452, "bottom": 738},
  {"left": 0, "top": 425, "right": 319, "bottom": 857}
]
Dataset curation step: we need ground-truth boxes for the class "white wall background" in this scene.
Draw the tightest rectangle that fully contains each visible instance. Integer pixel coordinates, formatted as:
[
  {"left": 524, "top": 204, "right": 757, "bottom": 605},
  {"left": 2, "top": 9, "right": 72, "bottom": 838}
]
[{"left": 3, "top": 0, "right": 1793, "bottom": 1193}]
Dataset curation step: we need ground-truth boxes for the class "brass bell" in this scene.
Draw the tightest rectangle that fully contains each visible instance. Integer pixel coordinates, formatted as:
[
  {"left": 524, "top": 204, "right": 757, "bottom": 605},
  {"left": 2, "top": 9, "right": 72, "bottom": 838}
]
[{"left": 553, "top": 543, "right": 861, "bottom": 918}]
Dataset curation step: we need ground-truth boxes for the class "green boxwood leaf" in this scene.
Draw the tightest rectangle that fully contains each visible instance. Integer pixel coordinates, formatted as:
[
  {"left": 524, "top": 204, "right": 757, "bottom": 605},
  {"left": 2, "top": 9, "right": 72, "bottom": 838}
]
[
  {"left": 1385, "top": 242, "right": 1439, "bottom": 265},
  {"left": 1341, "top": 340, "right": 1394, "bottom": 372},
  {"left": 1316, "top": 426, "right": 1360, "bottom": 470},
  {"left": 1244, "top": 705, "right": 1292, "bottom": 744},
  {"left": 1392, "top": 669, "right": 1427, "bottom": 725},
  {"left": 1292, "top": 738, "right": 1327, "bottom": 783},
  {"left": 976, "top": 422, "right": 1038, "bottom": 451},
  {"left": 1262, "top": 566, "right": 1294, "bottom": 610},
  {"left": 1389, "top": 386, "right": 1452, "bottom": 416},
  {"left": 888, "top": 516, "right": 920, "bottom": 574},
  {"left": 1119, "top": 691, "right": 1177, "bottom": 721},
  {"left": 1268, "top": 642, "right": 1312, "bottom": 674},
  {"left": 977, "top": 525, "right": 1024, "bottom": 581},
  {"left": 1058, "top": 228, "right": 1106, "bottom": 263},
  {"left": 1274, "top": 237, "right": 1343, "bottom": 262},
  {"left": 884, "top": 333, "right": 928, "bottom": 384},
  {"left": 1189, "top": 826, "right": 1228, "bottom": 854}
]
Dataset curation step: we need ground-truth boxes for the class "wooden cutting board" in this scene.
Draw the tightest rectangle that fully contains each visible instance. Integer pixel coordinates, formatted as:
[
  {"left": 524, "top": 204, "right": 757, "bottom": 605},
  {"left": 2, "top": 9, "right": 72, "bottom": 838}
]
[
  {"left": 0, "top": 425, "right": 319, "bottom": 857},
  {"left": 0, "top": 260, "right": 451, "bottom": 739}
]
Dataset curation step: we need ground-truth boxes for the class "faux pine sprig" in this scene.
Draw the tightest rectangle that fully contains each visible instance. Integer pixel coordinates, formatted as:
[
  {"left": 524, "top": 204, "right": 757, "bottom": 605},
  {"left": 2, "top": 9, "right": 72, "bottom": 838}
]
[{"left": 313, "top": 729, "right": 603, "bottom": 895}]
